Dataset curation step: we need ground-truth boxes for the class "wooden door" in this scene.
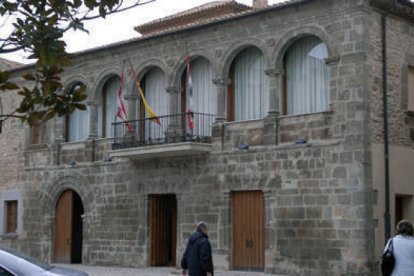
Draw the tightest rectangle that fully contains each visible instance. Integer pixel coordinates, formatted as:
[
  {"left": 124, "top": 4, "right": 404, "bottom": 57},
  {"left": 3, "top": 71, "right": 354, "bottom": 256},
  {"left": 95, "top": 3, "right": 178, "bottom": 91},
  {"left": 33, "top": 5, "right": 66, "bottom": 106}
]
[
  {"left": 150, "top": 195, "right": 177, "bottom": 266},
  {"left": 232, "top": 191, "right": 265, "bottom": 271},
  {"left": 54, "top": 190, "right": 73, "bottom": 263}
]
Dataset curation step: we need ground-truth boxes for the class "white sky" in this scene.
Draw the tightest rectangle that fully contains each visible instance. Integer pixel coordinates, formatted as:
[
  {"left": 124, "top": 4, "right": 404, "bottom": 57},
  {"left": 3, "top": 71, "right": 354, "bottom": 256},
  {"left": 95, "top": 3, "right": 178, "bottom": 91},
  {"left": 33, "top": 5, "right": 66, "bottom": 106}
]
[{"left": 2, "top": 0, "right": 284, "bottom": 63}]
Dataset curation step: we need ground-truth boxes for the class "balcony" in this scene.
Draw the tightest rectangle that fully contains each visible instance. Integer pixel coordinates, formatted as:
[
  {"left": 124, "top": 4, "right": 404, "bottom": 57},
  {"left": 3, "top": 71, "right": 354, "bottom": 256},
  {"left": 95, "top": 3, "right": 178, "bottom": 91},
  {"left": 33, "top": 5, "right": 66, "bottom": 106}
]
[{"left": 109, "top": 112, "right": 215, "bottom": 159}]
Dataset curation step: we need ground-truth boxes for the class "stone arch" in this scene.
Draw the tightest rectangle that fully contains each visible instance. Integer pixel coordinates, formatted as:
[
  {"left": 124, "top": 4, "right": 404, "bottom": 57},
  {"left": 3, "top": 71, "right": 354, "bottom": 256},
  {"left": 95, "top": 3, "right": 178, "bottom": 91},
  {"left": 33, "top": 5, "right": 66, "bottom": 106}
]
[
  {"left": 129, "top": 59, "right": 168, "bottom": 96},
  {"left": 62, "top": 75, "right": 90, "bottom": 98},
  {"left": 272, "top": 25, "right": 334, "bottom": 70},
  {"left": 218, "top": 38, "right": 270, "bottom": 78},
  {"left": 133, "top": 58, "right": 168, "bottom": 81},
  {"left": 170, "top": 49, "right": 217, "bottom": 87},
  {"left": 40, "top": 172, "right": 94, "bottom": 217},
  {"left": 90, "top": 67, "right": 122, "bottom": 101}
]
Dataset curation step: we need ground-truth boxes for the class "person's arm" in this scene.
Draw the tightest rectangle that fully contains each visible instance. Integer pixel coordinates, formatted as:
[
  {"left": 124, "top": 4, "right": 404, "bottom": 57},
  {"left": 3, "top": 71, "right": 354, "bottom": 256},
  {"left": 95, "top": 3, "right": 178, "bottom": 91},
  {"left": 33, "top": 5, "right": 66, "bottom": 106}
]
[
  {"left": 181, "top": 242, "right": 189, "bottom": 270},
  {"left": 199, "top": 239, "right": 213, "bottom": 274}
]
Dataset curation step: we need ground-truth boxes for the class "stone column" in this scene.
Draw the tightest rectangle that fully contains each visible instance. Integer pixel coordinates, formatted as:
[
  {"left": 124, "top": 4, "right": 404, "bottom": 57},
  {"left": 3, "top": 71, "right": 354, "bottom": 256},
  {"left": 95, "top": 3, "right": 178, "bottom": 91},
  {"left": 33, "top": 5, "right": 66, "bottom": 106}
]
[
  {"left": 124, "top": 94, "right": 138, "bottom": 121},
  {"left": 124, "top": 93, "right": 139, "bottom": 135},
  {"left": 87, "top": 100, "right": 98, "bottom": 139},
  {"left": 263, "top": 68, "right": 282, "bottom": 145},
  {"left": 212, "top": 78, "right": 229, "bottom": 122},
  {"left": 265, "top": 68, "right": 281, "bottom": 114},
  {"left": 324, "top": 55, "right": 341, "bottom": 112},
  {"left": 165, "top": 86, "right": 182, "bottom": 141}
]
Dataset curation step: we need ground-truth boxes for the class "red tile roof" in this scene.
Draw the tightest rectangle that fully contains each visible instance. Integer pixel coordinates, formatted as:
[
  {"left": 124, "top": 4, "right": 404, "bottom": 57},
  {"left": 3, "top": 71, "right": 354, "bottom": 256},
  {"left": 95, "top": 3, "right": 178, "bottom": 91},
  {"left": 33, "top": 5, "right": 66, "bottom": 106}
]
[{"left": 134, "top": 0, "right": 252, "bottom": 36}]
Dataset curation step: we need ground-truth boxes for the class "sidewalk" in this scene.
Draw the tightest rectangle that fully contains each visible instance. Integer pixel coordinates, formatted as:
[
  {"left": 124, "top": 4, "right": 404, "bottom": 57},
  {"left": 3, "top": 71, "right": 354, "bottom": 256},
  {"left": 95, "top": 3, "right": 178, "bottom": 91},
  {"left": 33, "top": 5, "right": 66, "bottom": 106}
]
[{"left": 55, "top": 264, "right": 277, "bottom": 276}]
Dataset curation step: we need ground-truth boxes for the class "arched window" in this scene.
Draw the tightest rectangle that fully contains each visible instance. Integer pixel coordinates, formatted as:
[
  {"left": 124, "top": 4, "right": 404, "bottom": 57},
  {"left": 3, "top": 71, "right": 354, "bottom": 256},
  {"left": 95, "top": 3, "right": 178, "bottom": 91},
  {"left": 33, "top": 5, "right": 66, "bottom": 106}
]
[
  {"left": 143, "top": 67, "right": 168, "bottom": 117},
  {"left": 282, "top": 36, "right": 329, "bottom": 115},
  {"left": 140, "top": 67, "right": 167, "bottom": 142},
  {"left": 228, "top": 47, "right": 269, "bottom": 121},
  {"left": 181, "top": 57, "right": 216, "bottom": 115},
  {"left": 66, "top": 83, "right": 89, "bottom": 142},
  {"left": 97, "top": 76, "right": 120, "bottom": 138},
  {"left": 180, "top": 57, "right": 216, "bottom": 136}
]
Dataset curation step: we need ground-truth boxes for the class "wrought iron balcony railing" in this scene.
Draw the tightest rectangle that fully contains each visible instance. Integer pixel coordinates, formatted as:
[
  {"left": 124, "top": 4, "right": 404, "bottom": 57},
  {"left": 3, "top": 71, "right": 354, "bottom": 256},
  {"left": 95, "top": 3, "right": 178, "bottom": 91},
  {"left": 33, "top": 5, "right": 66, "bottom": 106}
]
[{"left": 112, "top": 112, "right": 216, "bottom": 150}]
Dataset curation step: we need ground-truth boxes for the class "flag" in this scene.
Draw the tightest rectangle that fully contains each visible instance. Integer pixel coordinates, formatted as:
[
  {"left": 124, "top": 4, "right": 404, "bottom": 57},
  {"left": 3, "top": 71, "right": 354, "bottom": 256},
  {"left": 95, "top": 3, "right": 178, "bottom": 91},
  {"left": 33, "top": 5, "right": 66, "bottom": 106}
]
[
  {"left": 186, "top": 52, "right": 194, "bottom": 130},
  {"left": 116, "top": 66, "right": 133, "bottom": 133},
  {"left": 128, "top": 61, "right": 161, "bottom": 125}
]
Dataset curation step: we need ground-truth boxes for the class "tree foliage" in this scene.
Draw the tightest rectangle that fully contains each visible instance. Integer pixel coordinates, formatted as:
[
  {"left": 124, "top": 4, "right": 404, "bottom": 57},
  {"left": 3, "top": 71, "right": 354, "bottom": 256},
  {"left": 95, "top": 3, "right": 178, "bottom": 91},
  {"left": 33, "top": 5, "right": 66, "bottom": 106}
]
[{"left": 0, "top": 0, "right": 153, "bottom": 126}]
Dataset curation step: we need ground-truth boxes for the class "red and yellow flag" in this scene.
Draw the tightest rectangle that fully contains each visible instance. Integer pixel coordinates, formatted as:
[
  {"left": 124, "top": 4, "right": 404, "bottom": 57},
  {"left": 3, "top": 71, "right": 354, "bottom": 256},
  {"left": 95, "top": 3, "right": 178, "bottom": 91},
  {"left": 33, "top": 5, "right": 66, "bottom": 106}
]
[{"left": 128, "top": 61, "right": 160, "bottom": 125}]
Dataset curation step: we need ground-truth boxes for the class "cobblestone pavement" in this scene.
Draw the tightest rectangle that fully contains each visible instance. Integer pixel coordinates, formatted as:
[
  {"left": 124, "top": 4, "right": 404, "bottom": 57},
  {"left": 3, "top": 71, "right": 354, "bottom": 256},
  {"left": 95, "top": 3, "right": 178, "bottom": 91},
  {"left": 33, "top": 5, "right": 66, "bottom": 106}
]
[{"left": 55, "top": 264, "right": 278, "bottom": 276}]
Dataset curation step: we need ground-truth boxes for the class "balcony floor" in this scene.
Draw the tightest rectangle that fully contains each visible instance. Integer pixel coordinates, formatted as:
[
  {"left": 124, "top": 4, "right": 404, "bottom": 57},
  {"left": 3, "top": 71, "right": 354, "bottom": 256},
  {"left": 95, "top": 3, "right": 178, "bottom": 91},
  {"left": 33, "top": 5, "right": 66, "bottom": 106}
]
[{"left": 108, "top": 142, "right": 212, "bottom": 160}]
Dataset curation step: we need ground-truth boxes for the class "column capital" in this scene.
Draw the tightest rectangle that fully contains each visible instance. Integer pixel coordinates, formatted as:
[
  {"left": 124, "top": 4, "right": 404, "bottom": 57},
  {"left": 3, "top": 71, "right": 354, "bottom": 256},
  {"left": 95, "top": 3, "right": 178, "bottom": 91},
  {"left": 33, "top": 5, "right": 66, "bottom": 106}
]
[
  {"left": 324, "top": 55, "right": 340, "bottom": 65},
  {"left": 166, "top": 86, "right": 182, "bottom": 94},
  {"left": 124, "top": 94, "right": 139, "bottom": 101},
  {"left": 265, "top": 68, "right": 283, "bottom": 77},
  {"left": 212, "top": 78, "right": 231, "bottom": 86}
]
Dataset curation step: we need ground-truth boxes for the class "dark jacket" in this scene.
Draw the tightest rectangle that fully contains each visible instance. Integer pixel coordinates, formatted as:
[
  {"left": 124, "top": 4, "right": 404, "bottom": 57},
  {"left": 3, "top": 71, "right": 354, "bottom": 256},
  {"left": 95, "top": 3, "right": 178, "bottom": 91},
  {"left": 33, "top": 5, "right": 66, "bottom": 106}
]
[{"left": 181, "top": 231, "right": 214, "bottom": 276}]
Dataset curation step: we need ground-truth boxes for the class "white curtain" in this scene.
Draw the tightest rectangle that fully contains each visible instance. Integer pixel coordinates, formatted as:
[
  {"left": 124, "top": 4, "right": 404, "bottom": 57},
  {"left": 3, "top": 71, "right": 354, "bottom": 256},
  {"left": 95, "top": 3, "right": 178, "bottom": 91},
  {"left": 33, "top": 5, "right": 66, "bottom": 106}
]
[
  {"left": 97, "top": 76, "right": 120, "bottom": 138},
  {"left": 187, "top": 58, "right": 217, "bottom": 115},
  {"left": 145, "top": 67, "right": 168, "bottom": 116},
  {"left": 234, "top": 47, "right": 269, "bottom": 121},
  {"left": 185, "top": 58, "right": 216, "bottom": 136},
  {"left": 144, "top": 67, "right": 167, "bottom": 141},
  {"left": 67, "top": 106, "right": 89, "bottom": 142},
  {"left": 285, "top": 36, "right": 329, "bottom": 115}
]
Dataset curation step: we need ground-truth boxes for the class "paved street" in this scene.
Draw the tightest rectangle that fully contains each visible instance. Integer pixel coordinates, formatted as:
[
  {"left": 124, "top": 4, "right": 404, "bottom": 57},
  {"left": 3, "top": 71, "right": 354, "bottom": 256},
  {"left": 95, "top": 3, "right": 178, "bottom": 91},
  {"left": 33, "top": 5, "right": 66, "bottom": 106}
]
[{"left": 55, "top": 264, "right": 278, "bottom": 276}]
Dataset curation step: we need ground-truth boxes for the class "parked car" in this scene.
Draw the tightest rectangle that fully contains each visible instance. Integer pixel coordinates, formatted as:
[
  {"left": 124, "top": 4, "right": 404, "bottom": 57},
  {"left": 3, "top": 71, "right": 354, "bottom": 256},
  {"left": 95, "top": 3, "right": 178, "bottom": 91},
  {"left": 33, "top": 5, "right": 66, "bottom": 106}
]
[{"left": 0, "top": 246, "right": 88, "bottom": 276}]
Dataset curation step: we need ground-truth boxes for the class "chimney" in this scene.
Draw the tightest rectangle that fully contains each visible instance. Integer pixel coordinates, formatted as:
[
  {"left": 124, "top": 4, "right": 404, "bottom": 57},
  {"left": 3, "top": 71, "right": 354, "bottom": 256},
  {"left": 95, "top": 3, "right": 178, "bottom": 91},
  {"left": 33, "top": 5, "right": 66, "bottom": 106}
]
[{"left": 253, "top": 0, "right": 268, "bottom": 9}]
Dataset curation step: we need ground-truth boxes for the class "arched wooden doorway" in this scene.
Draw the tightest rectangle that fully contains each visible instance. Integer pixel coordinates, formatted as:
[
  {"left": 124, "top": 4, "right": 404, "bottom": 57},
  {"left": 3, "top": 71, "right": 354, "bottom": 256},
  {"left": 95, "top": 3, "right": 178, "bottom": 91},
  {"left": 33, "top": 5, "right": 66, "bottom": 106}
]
[{"left": 54, "top": 190, "right": 84, "bottom": 263}]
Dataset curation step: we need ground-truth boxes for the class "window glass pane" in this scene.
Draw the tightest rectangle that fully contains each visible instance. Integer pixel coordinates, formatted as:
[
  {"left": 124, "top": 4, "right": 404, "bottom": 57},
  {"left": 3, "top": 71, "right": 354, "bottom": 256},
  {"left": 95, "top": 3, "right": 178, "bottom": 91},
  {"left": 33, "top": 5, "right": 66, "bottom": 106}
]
[
  {"left": 143, "top": 68, "right": 167, "bottom": 141},
  {"left": 186, "top": 58, "right": 216, "bottom": 135},
  {"left": 67, "top": 84, "right": 89, "bottom": 142},
  {"left": 31, "top": 123, "right": 45, "bottom": 144},
  {"left": 105, "top": 77, "right": 120, "bottom": 138},
  {"left": 285, "top": 36, "right": 329, "bottom": 115},
  {"left": 188, "top": 58, "right": 217, "bottom": 115},
  {"left": 233, "top": 47, "right": 269, "bottom": 121}
]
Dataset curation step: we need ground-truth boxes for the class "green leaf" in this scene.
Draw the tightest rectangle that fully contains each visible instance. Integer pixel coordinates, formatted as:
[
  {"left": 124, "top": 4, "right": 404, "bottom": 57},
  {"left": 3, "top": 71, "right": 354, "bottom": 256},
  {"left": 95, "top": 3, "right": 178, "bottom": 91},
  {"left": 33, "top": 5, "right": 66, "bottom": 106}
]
[{"left": 0, "top": 82, "right": 19, "bottom": 90}]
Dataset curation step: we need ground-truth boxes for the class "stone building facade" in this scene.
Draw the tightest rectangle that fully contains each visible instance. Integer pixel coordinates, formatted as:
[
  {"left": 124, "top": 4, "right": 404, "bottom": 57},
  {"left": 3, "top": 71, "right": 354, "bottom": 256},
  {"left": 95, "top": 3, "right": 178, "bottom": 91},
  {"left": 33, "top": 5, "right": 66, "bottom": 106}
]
[{"left": 1, "top": 0, "right": 414, "bottom": 275}]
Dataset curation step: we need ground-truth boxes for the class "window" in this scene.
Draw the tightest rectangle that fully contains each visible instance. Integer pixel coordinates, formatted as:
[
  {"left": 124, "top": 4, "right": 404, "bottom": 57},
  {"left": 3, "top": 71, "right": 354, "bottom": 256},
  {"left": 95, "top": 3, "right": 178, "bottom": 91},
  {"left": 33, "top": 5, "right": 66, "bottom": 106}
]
[
  {"left": 227, "top": 47, "right": 269, "bottom": 121},
  {"left": 143, "top": 67, "right": 168, "bottom": 117},
  {"left": 98, "top": 76, "right": 121, "bottom": 138},
  {"left": 282, "top": 36, "right": 329, "bottom": 115},
  {"left": 181, "top": 58, "right": 216, "bottom": 135},
  {"left": 5, "top": 200, "right": 17, "bottom": 234},
  {"left": 31, "top": 122, "right": 45, "bottom": 144},
  {"left": 181, "top": 58, "right": 216, "bottom": 115},
  {"left": 141, "top": 67, "right": 167, "bottom": 141},
  {"left": 66, "top": 83, "right": 89, "bottom": 142},
  {"left": 408, "top": 66, "right": 414, "bottom": 112},
  {"left": 0, "top": 192, "right": 22, "bottom": 236}
]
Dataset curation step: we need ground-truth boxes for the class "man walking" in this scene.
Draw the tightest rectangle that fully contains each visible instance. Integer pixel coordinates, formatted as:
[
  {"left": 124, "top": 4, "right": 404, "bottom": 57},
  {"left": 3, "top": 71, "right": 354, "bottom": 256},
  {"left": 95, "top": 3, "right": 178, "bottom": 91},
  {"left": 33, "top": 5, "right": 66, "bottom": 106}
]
[{"left": 181, "top": 222, "right": 214, "bottom": 276}]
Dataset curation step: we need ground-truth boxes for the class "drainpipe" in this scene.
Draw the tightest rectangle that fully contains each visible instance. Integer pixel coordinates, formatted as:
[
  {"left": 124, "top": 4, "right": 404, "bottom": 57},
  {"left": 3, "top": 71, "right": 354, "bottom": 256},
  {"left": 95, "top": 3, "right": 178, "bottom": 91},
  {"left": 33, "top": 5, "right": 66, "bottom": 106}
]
[{"left": 381, "top": 14, "right": 391, "bottom": 241}]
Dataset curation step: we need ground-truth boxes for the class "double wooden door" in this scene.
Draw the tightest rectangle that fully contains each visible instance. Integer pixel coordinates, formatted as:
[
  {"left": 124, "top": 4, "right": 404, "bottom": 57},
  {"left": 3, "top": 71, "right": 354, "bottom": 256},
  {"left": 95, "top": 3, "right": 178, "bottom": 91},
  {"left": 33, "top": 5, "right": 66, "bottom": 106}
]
[
  {"left": 232, "top": 191, "right": 265, "bottom": 271},
  {"left": 150, "top": 194, "right": 177, "bottom": 266}
]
